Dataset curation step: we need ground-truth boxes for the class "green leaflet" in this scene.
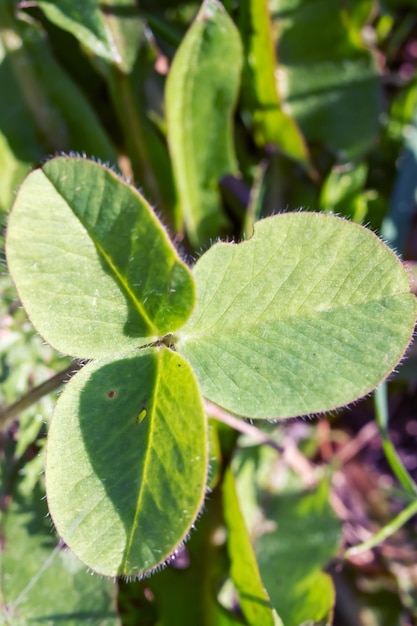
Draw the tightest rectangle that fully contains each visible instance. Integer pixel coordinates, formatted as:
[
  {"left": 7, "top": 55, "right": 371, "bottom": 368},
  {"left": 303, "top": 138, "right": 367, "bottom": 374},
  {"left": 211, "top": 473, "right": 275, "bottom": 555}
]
[
  {"left": 46, "top": 348, "right": 207, "bottom": 577},
  {"left": 6, "top": 157, "right": 195, "bottom": 359},
  {"left": 166, "top": 0, "right": 243, "bottom": 248},
  {"left": 176, "top": 212, "right": 417, "bottom": 418}
]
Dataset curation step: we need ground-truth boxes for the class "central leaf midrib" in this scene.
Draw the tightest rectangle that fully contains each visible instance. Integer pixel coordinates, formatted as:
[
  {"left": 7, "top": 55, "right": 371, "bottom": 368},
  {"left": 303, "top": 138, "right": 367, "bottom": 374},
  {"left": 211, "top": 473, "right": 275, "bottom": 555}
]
[
  {"left": 121, "top": 352, "right": 162, "bottom": 572},
  {"left": 92, "top": 236, "right": 158, "bottom": 335}
]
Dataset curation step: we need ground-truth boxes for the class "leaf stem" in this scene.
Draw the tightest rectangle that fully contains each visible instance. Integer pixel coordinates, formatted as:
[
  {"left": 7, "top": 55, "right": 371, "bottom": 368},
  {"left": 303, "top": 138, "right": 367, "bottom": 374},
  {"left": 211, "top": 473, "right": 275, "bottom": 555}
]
[
  {"left": 204, "top": 400, "right": 284, "bottom": 453},
  {"left": 0, "top": 362, "right": 83, "bottom": 431},
  {"left": 344, "top": 384, "right": 417, "bottom": 558}
]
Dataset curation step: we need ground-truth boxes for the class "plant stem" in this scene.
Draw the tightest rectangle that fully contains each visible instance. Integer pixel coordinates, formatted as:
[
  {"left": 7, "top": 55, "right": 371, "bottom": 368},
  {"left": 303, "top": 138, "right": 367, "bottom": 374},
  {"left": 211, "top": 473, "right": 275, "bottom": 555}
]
[
  {"left": 345, "top": 384, "right": 417, "bottom": 559},
  {"left": 374, "top": 382, "right": 417, "bottom": 496},
  {"left": 107, "top": 68, "right": 162, "bottom": 205},
  {"left": 204, "top": 400, "right": 284, "bottom": 453},
  {"left": 205, "top": 400, "right": 317, "bottom": 487},
  {"left": 0, "top": 362, "right": 83, "bottom": 431},
  {"left": 344, "top": 498, "right": 417, "bottom": 558}
]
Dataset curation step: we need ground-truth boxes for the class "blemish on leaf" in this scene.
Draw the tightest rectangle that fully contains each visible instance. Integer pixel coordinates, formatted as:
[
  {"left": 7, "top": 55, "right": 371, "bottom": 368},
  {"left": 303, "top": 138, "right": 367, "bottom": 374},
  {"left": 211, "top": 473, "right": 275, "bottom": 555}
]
[
  {"left": 107, "top": 390, "right": 117, "bottom": 399},
  {"left": 136, "top": 408, "right": 147, "bottom": 424}
]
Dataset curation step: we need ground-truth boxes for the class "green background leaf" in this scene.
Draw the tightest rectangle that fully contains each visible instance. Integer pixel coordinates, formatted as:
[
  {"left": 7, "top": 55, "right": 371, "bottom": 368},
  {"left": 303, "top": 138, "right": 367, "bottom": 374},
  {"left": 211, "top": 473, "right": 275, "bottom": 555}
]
[
  {"left": 232, "top": 445, "right": 341, "bottom": 625},
  {"left": 6, "top": 157, "right": 195, "bottom": 359},
  {"left": 36, "top": 0, "right": 144, "bottom": 73},
  {"left": 177, "top": 212, "right": 417, "bottom": 418},
  {"left": 0, "top": 478, "right": 120, "bottom": 625},
  {"left": 0, "top": 5, "right": 117, "bottom": 214},
  {"left": 166, "top": 0, "right": 243, "bottom": 248},
  {"left": 0, "top": 132, "right": 31, "bottom": 215},
  {"left": 256, "top": 481, "right": 341, "bottom": 626},
  {"left": 319, "top": 162, "right": 370, "bottom": 223},
  {"left": 46, "top": 347, "right": 207, "bottom": 577},
  {"left": 271, "top": 0, "right": 381, "bottom": 160},
  {"left": 238, "top": 0, "right": 310, "bottom": 169},
  {"left": 0, "top": 7, "right": 117, "bottom": 162},
  {"left": 223, "top": 468, "right": 282, "bottom": 626}
]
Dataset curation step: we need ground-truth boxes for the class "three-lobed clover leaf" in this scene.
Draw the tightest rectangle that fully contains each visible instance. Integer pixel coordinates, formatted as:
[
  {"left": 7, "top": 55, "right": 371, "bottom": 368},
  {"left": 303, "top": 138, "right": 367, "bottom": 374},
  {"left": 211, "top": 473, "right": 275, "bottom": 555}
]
[{"left": 6, "top": 156, "right": 417, "bottom": 577}]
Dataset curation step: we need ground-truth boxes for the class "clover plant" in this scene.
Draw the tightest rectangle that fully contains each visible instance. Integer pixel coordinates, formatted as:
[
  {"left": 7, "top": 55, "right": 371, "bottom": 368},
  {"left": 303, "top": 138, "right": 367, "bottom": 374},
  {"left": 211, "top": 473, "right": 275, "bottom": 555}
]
[{"left": 5, "top": 155, "right": 417, "bottom": 578}]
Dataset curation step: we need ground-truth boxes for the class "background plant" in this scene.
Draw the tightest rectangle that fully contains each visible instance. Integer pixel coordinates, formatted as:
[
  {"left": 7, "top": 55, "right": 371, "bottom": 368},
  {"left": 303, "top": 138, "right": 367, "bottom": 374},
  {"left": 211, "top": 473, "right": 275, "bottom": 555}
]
[{"left": 1, "top": 1, "right": 417, "bottom": 625}]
